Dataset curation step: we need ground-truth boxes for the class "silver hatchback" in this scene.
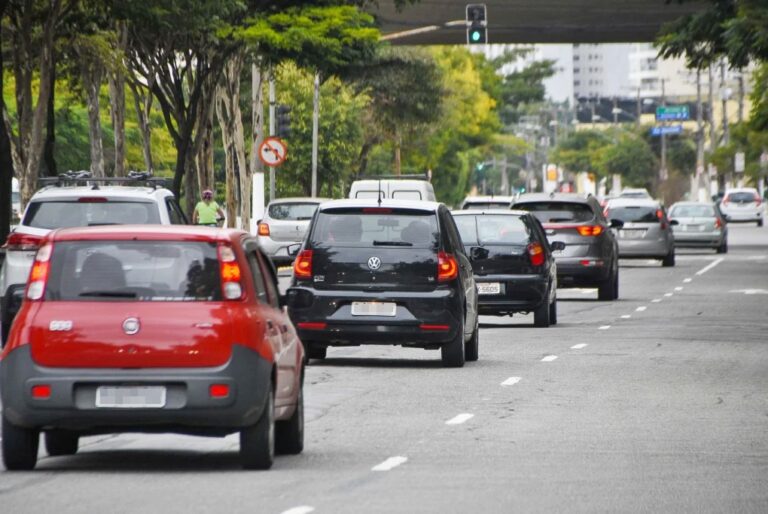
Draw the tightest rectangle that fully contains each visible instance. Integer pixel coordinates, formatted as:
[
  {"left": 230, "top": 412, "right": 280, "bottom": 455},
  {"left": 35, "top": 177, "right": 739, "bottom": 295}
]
[
  {"left": 668, "top": 201, "right": 728, "bottom": 253},
  {"left": 605, "top": 198, "right": 676, "bottom": 267},
  {"left": 257, "top": 198, "right": 327, "bottom": 266}
]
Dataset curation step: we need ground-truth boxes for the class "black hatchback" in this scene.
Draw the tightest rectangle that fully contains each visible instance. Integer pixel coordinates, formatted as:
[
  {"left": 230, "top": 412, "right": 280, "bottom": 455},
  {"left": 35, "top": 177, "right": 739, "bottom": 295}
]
[
  {"left": 452, "top": 210, "right": 564, "bottom": 327},
  {"left": 286, "top": 200, "right": 479, "bottom": 367}
]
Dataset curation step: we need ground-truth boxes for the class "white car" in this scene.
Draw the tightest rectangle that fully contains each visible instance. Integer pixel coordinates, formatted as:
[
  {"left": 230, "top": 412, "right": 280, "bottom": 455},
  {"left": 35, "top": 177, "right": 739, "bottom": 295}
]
[
  {"left": 460, "top": 195, "right": 515, "bottom": 210},
  {"left": 618, "top": 187, "right": 653, "bottom": 200},
  {"left": 348, "top": 175, "right": 436, "bottom": 201},
  {"left": 257, "top": 197, "right": 327, "bottom": 266},
  {"left": 719, "top": 187, "right": 764, "bottom": 227}
]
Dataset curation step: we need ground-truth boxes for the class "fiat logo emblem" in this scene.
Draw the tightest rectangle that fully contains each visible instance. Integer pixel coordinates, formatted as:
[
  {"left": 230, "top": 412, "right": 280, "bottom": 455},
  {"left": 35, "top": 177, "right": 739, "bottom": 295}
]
[
  {"left": 122, "top": 318, "right": 140, "bottom": 335},
  {"left": 367, "top": 256, "right": 381, "bottom": 271}
]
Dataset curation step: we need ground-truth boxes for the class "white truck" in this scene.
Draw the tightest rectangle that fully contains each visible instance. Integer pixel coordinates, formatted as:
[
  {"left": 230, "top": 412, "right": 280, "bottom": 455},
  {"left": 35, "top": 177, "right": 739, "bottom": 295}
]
[{"left": 348, "top": 174, "right": 436, "bottom": 202}]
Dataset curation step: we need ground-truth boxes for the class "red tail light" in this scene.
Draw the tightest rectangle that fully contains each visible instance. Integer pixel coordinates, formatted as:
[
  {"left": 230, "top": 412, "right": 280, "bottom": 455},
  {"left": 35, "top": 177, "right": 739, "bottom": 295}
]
[
  {"left": 437, "top": 251, "right": 458, "bottom": 282},
  {"left": 576, "top": 225, "right": 604, "bottom": 236},
  {"left": 715, "top": 218, "right": 723, "bottom": 229},
  {"left": 218, "top": 245, "right": 243, "bottom": 300},
  {"left": 77, "top": 197, "right": 108, "bottom": 203},
  {"left": 527, "top": 242, "right": 545, "bottom": 266},
  {"left": 3, "top": 232, "right": 44, "bottom": 251},
  {"left": 257, "top": 223, "right": 270, "bottom": 236},
  {"left": 298, "top": 322, "right": 326, "bottom": 330},
  {"left": 362, "top": 208, "right": 392, "bottom": 214},
  {"left": 656, "top": 209, "right": 668, "bottom": 230},
  {"left": 420, "top": 324, "right": 450, "bottom": 331},
  {"left": 209, "top": 384, "right": 230, "bottom": 398},
  {"left": 26, "top": 242, "right": 54, "bottom": 300},
  {"left": 294, "top": 250, "right": 313, "bottom": 279},
  {"left": 31, "top": 384, "right": 52, "bottom": 399}
]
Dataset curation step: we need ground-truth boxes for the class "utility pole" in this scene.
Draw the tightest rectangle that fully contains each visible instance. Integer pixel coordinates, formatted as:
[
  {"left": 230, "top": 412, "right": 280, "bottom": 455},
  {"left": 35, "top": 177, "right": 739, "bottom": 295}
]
[
  {"left": 636, "top": 88, "right": 641, "bottom": 129},
  {"left": 268, "top": 70, "right": 276, "bottom": 202},
  {"left": 311, "top": 72, "right": 320, "bottom": 198},
  {"left": 708, "top": 65, "right": 716, "bottom": 151},
  {"left": 695, "top": 68, "right": 705, "bottom": 201},
  {"left": 737, "top": 72, "right": 744, "bottom": 124},
  {"left": 720, "top": 61, "right": 729, "bottom": 146},
  {"left": 660, "top": 78, "right": 667, "bottom": 182}
]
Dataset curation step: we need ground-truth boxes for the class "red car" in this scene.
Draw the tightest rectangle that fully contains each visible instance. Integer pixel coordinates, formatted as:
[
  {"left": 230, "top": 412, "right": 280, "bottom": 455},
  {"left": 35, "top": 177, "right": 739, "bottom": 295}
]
[{"left": 1, "top": 225, "right": 304, "bottom": 470}]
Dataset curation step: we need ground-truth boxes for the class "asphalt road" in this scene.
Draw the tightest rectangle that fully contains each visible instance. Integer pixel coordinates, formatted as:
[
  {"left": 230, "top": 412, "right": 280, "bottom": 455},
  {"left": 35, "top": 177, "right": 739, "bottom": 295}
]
[{"left": 2, "top": 224, "right": 767, "bottom": 513}]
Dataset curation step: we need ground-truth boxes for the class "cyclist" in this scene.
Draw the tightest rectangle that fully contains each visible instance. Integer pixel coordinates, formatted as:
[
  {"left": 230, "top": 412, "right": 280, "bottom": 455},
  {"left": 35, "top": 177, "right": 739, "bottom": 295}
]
[{"left": 193, "top": 189, "right": 224, "bottom": 227}]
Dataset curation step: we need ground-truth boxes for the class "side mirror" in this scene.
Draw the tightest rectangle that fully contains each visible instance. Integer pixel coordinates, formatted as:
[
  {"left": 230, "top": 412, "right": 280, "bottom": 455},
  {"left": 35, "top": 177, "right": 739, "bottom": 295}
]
[
  {"left": 287, "top": 243, "right": 302, "bottom": 257},
  {"left": 609, "top": 219, "right": 624, "bottom": 229},
  {"left": 550, "top": 241, "right": 566, "bottom": 252},
  {"left": 669, "top": 219, "right": 679, "bottom": 226},
  {"left": 469, "top": 246, "right": 489, "bottom": 260}
]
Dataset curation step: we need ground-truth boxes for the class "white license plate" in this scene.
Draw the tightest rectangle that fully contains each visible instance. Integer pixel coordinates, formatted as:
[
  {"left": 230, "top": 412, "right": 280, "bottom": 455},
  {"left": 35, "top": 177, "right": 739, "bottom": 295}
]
[
  {"left": 95, "top": 386, "right": 167, "bottom": 408},
  {"left": 620, "top": 229, "right": 646, "bottom": 239},
  {"left": 477, "top": 282, "right": 501, "bottom": 295},
  {"left": 350, "top": 302, "right": 397, "bottom": 317}
]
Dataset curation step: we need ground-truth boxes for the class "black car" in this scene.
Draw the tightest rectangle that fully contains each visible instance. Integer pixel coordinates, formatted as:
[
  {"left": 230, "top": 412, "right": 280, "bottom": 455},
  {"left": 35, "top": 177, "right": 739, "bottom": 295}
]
[
  {"left": 452, "top": 210, "right": 564, "bottom": 327},
  {"left": 286, "top": 199, "right": 479, "bottom": 367},
  {"left": 511, "top": 193, "right": 622, "bottom": 301}
]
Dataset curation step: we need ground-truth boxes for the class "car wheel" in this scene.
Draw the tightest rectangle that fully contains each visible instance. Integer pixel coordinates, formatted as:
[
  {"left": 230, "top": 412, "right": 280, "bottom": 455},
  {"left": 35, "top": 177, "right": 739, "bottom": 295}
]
[
  {"left": 304, "top": 343, "right": 327, "bottom": 362},
  {"left": 45, "top": 431, "right": 79, "bottom": 456},
  {"left": 549, "top": 297, "right": 558, "bottom": 325},
  {"left": 716, "top": 240, "right": 728, "bottom": 254},
  {"left": 464, "top": 317, "right": 479, "bottom": 362},
  {"left": 2, "top": 416, "right": 39, "bottom": 471},
  {"left": 441, "top": 319, "right": 465, "bottom": 368},
  {"left": 240, "top": 383, "right": 275, "bottom": 470},
  {"left": 758, "top": 219, "right": 763, "bottom": 227},
  {"left": 662, "top": 250, "right": 676, "bottom": 267},
  {"left": 276, "top": 381, "right": 304, "bottom": 455},
  {"left": 533, "top": 295, "right": 550, "bottom": 327},
  {"left": 598, "top": 266, "right": 618, "bottom": 301}
]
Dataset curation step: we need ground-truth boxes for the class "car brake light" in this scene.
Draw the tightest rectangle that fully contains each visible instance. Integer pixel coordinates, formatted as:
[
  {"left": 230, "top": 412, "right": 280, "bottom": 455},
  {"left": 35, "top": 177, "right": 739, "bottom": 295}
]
[
  {"left": 209, "top": 384, "right": 230, "bottom": 398},
  {"left": 257, "top": 223, "right": 270, "bottom": 236},
  {"left": 656, "top": 209, "right": 668, "bottom": 230},
  {"left": 3, "top": 232, "right": 44, "bottom": 251},
  {"left": 31, "top": 384, "right": 51, "bottom": 399},
  {"left": 715, "top": 218, "right": 722, "bottom": 229},
  {"left": 218, "top": 245, "right": 243, "bottom": 300},
  {"left": 420, "top": 324, "right": 450, "bottom": 331},
  {"left": 298, "top": 322, "right": 326, "bottom": 330},
  {"left": 362, "top": 208, "right": 392, "bottom": 214},
  {"left": 26, "top": 242, "right": 54, "bottom": 300},
  {"left": 77, "top": 197, "right": 108, "bottom": 203},
  {"left": 437, "top": 251, "right": 458, "bottom": 282},
  {"left": 576, "top": 225, "right": 604, "bottom": 236},
  {"left": 294, "top": 250, "right": 313, "bottom": 279},
  {"left": 527, "top": 242, "right": 545, "bottom": 266}
]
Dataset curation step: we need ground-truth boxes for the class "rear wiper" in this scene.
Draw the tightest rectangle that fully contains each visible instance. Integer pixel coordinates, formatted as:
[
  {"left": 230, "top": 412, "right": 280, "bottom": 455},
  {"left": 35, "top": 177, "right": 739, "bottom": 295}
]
[
  {"left": 373, "top": 240, "right": 413, "bottom": 246},
  {"left": 79, "top": 291, "right": 137, "bottom": 298},
  {"left": 87, "top": 222, "right": 120, "bottom": 226}
]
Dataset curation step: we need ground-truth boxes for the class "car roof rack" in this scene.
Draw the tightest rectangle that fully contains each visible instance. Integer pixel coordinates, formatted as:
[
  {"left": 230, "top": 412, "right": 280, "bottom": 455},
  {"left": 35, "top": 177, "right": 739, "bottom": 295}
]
[
  {"left": 355, "top": 173, "right": 430, "bottom": 181},
  {"left": 38, "top": 171, "right": 168, "bottom": 190}
]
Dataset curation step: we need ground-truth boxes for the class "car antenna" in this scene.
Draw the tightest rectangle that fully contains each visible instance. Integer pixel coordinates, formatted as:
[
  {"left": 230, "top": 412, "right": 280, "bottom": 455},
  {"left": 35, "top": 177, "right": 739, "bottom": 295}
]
[{"left": 377, "top": 176, "right": 382, "bottom": 206}]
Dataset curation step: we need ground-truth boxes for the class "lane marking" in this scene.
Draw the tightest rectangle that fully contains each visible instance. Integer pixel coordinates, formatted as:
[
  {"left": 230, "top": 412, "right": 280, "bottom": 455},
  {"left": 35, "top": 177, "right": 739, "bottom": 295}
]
[
  {"left": 598, "top": 325, "right": 611, "bottom": 330},
  {"left": 696, "top": 257, "right": 724, "bottom": 276},
  {"left": 674, "top": 286, "right": 683, "bottom": 291},
  {"left": 621, "top": 314, "right": 632, "bottom": 319},
  {"left": 541, "top": 355, "right": 558, "bottom": 362},
  {"left": 651, "top": 299, "right": 662, "bottom": 303},
  {"left": 664, "top": 293, "right": 673, "bottom": 297},
  {"left": 729, "top": 289, "right": 768, "bottom": 295},
  {"left": 372, "top": 456, "right": 408, "bottom": 471},
  {"left": 683, "top": 278, "right": 692, "bottom": 283},
  {"left": 281, "top": 507, "right": 315, "bottom": 514},
  {"left": 501, "top": 377, "right": 522, "bottom": 386},
  {"left": 571, "top": 343, "right": 588, "bottom": 349},
  {"left": 635, "top": 306, "right": 647, "bottom": 312},
  {"left": 446, "top": 413, "right": 474, "bottom": 425}
]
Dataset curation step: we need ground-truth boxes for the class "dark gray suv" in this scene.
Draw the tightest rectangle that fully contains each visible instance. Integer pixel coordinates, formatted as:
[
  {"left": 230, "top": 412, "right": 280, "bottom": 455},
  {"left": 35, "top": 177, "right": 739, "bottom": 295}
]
[{"left": 511, "top": 193, "right": 622, "bottom": 301}]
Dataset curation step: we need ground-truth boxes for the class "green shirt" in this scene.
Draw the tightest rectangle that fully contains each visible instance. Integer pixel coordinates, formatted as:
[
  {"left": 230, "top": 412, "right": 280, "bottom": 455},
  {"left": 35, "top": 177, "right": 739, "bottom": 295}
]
[{"left": 195, "top": 201, "right": 220, "bottom": 224}]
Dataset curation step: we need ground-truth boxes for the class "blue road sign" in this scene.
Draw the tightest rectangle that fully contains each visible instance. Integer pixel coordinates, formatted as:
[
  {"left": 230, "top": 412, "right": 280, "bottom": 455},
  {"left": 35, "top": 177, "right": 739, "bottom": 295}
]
[
  {"left": 656, "top": 105, "right": 690, "bottom": 121},
  {"left": 651, "top": 125, "right": 683, "bottom": 136}
]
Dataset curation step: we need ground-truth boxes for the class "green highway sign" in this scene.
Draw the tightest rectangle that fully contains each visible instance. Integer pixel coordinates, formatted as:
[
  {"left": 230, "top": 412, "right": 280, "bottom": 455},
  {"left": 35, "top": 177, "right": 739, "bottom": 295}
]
[{"left": 656, "top": 105, "right": 690, "bottom": 121}]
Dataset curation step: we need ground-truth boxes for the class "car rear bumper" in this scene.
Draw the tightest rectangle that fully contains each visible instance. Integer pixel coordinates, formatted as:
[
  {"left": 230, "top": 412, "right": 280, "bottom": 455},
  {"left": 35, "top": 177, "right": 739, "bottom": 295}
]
[
  {"left": 672, "top": 232, "right": 724, "bottom": 247},
  {"left": 475, "top": 274, "right": 548, "bottom": 314},
  {"left": 721, "top": 210, "right": 763, "bottom": 222},
  {"left": 555, "top": 257, "right": 612, "bottom": 286},
  {"left": 257, "top": 236, "right": 301, "bottom": 264},
  {"left": 287, "top": 286, "right": 462, "bottom": 347},
  {"left": 617, "top": 239, "right": 672, "bottom": 258},
  {"left": 0, "top": 344, "right": 271, "bottom": 433}
]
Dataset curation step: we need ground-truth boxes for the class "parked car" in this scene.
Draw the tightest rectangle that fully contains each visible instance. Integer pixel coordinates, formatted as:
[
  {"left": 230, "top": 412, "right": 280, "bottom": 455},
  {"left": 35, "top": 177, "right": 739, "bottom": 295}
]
[
  {"left": 511, "top": 193, "right": 622, "bottom": 300},
  {"left": 668, "top": 201, "right": 728, "bottom": 253},
  {"left": 287, "top": 199, "right": 478, "bottom": 367},
  {"left": 0, "top": 173, "right": 187, "bottom": 344},
  {"left": 257, "top": 197, "right": 327, "bottom": 267},
  {"left": 718, "top": 187, "right": 764, "bottom": 227},
  {"left": 348, "top": 174, "right": 436, "bottom": 201},
  {"left": 452, "top": 210, "right": 564, "bottom": 327},
  {"left": 604, "top": 198, "right": 676, "bottom": 266},
  {"left": 0, "top": 225, "right": 304, "bottom": 471},
  {"left": 460, "top": 195, "right": 515, "bottom": 210}
]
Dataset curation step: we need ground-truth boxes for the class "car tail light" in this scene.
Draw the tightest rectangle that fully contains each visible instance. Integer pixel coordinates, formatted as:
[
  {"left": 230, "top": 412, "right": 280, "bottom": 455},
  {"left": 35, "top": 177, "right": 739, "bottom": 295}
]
[
  {"left": 715, "top": 218, "right": 723, "bottom": 229},
  {"left": 437, "top": 251, "right": 458, "bottom": 282},
  {"left": 293, "top": 250, "right": 313, "bottom": 279},
  {"left": 527, "top": 242, "right": 545, "bottom": 266},
  {"left": 576, "top": 225, "right": 604, "bottom": 236},
  {"left": 656, "top": 209, "right": 668, "bottom": 230},
  {"left": 297, "top": 322, "right": 326, "bottom": 330},
  {"left": 420, "top": 324, "right": 450, "bottom": 331},
  {"left": 26, "top": 242, "right": 54, "bottom": 300},
  {"left": 209, "top": 384, "right": 230, "bottom": 398},
  {"left": 218, "top": 245, "right": 243, "bottom": 300},
  {"left": 3, "top": 232, "right": 44, "bottom": 251},
  {"left": 77, "top": 197, "right": 108, "bottom": 203},
  {"left": 362, "top": 208, "right": 392, "bottom": 214},
  {"left": 257, "top": 223, "right": 270, "bottom": 236},
  {"left": 31, "top": 384, "right": 51, "bottom": 399}
]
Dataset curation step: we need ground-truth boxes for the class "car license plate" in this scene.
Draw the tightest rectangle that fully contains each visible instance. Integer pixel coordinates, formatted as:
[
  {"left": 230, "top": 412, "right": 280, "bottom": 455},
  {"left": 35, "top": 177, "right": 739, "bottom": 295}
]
[
  {"left": 351, "top": 302, "right": 397, "bottom": 317},
  {"left": 477, "top": 282, "right": 501, "bottom": 295},
  {"left": 620, "top": 229, "right": 646, "bottom": 239},
  {"left": 95, "top": 386, "right": 167, "bottom": 408}
]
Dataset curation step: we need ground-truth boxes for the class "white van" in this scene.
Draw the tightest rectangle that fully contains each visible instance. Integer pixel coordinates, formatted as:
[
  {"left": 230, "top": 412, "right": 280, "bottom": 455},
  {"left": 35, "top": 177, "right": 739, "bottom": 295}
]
[
  {"left": 11, "top": 177, "right": 20, "bottom": 223},
  {"left": 348, "top": 175, "right": 436, "bottom": 202}
]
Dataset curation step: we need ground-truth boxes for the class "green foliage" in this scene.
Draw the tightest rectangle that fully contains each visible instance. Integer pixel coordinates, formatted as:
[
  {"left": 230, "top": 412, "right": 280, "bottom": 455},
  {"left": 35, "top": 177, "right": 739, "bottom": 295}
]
[
  {"left": 595, "top": 133, "right": 658, "bottom": 188},
  {"left": 708, "top": 123, "right": 768, "bottom": 182},
  {"left": 750, "top": 62, "right": 768, "bottom": 131},
  {"left": 550, "top": 130, "right": 612, "bottom": 174}
]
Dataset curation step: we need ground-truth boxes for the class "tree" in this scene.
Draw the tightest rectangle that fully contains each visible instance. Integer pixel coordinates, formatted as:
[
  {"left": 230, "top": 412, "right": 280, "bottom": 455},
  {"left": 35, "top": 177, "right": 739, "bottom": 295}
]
[
  {"left": 595, "top": 133, "right": 657, "bottom": 189},
  {"left": 0, "top": 1, "right": 16, "bottom": 243}
]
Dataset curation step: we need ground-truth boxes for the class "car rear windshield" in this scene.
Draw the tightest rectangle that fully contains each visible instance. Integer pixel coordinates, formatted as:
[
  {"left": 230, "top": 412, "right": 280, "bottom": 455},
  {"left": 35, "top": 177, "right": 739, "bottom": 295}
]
[
  {"left": 669, "top": 204, "right": 715, "bottom": 218},
  {"left": 726, "top": 192, "right": 758, "bottom": 202},
  {"left": 23, "top": 201, "right": 161, "bottom": 229},
  {"left": 268, "top": 202, "right": 319, "bottom": 221},
  {"left": 454, "top": 214, "right": 531, "bottom": 246},
  {"left": 513, "top": 202, "right": 595, "bottom": 223},
  {"left": 45, "top": 241, "right": 221, "bottom": 301},
  {"left": 310, "top": 208, "right": 438, "bottom": 248},
  {"left": 606, "top": 206, "right": 660, "bottom": 223},
  {"left": 462, "top": 202, "right": 510, "bottom": 210}
]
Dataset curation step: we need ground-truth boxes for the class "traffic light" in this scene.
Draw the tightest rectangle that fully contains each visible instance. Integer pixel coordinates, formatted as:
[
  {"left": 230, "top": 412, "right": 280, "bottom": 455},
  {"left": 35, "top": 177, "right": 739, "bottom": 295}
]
[
  {"left": 276, "top": 104, "right": 292, "bottom": 138},
  {"left": 466, "top": 4, "right": 487, "bottom": 45}
]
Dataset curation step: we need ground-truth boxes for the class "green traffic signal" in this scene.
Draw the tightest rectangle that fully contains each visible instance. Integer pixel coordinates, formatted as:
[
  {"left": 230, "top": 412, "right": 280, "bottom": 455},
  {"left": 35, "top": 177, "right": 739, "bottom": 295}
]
[{"left": 471, "top": 30, "right": 481, "bottom": 42}]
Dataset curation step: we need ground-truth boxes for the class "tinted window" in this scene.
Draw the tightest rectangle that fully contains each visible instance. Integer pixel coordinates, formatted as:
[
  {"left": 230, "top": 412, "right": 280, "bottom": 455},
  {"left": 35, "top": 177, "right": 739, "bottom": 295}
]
[
  {"left": 166, "top": 198, "right": 187, "bottom": 225},
  {"left": 454, "top": 215, "right": 531, "bottom": 245},
  {"left": 310, "top": 209, "right": 438, "bottom": 248},
  {"left": 514, "top": 202, "right": 595, "bottom": 223},
  {"left": 726, "top": 192, "right": 758, "bottom": 203},
  {"left": 24, "top": 201, "right": 161, "bottom": 229},
  {"left": 391, "top": 190, "right": 422, "bottom": 200},
  {"left": 462, "top": 202, "right": 510, "bottom": 210},
  {"left": 46, "top": 241, "right": 221, "bottom": 301},
  {"left": 669, "top": 205, "right": 715, "bottom": 218},
  {"left": 268, "top": 202, "right": 319, "bottom": 221},
  {"left": 607, "top": 206, "right": 660, "bottom": 223},
  {"left": 256, "top": 251, "right": 280, "bottom": 308}
]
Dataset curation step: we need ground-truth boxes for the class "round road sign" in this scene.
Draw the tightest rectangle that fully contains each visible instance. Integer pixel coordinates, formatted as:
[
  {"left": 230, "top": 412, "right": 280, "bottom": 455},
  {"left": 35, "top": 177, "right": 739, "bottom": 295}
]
[{"left": 259, "top": 137, "right": 288, "bottom": 167}]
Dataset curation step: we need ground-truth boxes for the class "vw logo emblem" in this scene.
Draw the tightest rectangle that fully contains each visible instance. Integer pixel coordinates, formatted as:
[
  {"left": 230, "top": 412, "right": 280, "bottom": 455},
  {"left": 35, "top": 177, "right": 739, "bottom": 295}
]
[
  {"left": 367, "top": 256, "right": 382, "bottom": 271},
  {"left": 122, "top": 318, "right": 140, "bottom": 335}
]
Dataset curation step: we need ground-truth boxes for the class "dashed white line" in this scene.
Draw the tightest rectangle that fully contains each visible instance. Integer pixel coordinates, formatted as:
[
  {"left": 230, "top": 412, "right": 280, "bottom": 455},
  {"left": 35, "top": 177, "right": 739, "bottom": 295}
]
[
  {"left": 621, "top": 314, "right": 632, "bottom": 319},
  {"left": 501, "top": 377, "right": 522, "bottom": 386},
  {"left": 571, "top": 343, "right": 588, "bottom": 349},
  {"left": 445, "top": 413, "right": 474, "bottom": 425},
  {"left": 696, "top": 257, "right": 724, "bottom": 276},
  {"left": 683, "top": 278, "right": 692, "bottom": 283},
  {"left": 664, "top": 293, "right": 673, "bottom": 297},
  {"left": 635, "top": 306, "right": 647, "bottom": 312},
  {"left": 651, "top": 299, "right": 662, "bottom": 303},
  {"left": 598, "top": 325, "right": 611, "bottom": 330},
  {"left": 372, "top": 456, "right": 408, "bottom": 471},
  {"left": 541, "top": 355, "right": 558, "bottom": 362},
  {"left": 281, "top": 507, "right": 315, "bottom": 514},
  {"left": 674, "top": 287, "right": 683, "bottom": 291}
]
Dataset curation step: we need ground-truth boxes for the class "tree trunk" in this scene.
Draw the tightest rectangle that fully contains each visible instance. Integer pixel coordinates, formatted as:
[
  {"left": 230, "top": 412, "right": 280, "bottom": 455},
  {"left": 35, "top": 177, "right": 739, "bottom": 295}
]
[
  {"left": 108, "top": 22, "right": 128, "bottom": 176},
  {"left": 216, "top": 79, "right": 238, "bottom": 229},
  {"left": 0, "top": 17, "right": 15, "bottom": 244},
  {"left": 42, "top": 56, "right": 57, "bottom": 177},
  {"left": 129, "top": 81, "right": 154, "bottom": 173},
  {"left": 197, "top": 107, "right": 215, "bottom": 193},
  {"left": 83, "top": 64, "right": 105, "bottom": 177}
]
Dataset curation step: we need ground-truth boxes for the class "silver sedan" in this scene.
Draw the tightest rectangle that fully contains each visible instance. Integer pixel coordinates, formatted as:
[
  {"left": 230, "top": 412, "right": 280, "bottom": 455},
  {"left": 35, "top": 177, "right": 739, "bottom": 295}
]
[{"left": 668, "top": 201, "right": 728, "bottom": 253}]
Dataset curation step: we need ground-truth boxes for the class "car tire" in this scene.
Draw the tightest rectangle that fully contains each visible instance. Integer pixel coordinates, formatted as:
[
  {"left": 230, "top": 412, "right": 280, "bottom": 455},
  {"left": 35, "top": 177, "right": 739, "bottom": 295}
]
[
  {"left": 533, "top": 296, "right": 551, "bottom": 327},
  {"left": 2, "top": 416, "right": 39, "bottom": 471},
  {"left": 44, "top": 431, "right": 79, "bottom": 456},
  {"left": 240, "top": 384, "right": 275, "bottom": 470},
  {"left": 716, "top": 240, "right": 728, "bottom": 254},
  {"left": 275, "top": 381, "right": 304, "bottom": 455},
  {"left": 464, "top": 317, "right": 479, "bottom": 362},
  {"left": 758, "top": 219, "right": 763, "bottom": 227},
  {"left": 662, "top": 251, "right": 676, "bottom": 267},
  {"left": 441, "top": 319, "right": 465, "bottom": 368},
  {"left": 549, "top": 297, "right": 558, "bottom": 325},
  {"left": 598, "top": 266, "right": 618, "bottom": 301},
  {"left": 304, "top": 343, "right": 327, "bottom": 362}
]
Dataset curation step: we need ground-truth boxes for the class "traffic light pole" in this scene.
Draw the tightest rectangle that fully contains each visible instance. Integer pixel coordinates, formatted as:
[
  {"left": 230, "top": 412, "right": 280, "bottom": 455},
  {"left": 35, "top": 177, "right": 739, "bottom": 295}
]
[
  {"left": 311, "top": 73, "right": 319, "bottom": 198},
  {"left": 268, "top": 70, "right": 276, "bottom": 203}
]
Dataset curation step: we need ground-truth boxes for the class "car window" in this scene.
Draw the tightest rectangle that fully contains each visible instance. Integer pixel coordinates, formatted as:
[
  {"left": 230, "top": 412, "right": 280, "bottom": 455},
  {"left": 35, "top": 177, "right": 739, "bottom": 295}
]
[
  {"left": 725, "top": 192, "right": 758, "bottom": 203},
  {"left": 606, "top": 206, "right": 660, "bottom": 223},
  {"left": 454, "top": 214, "right": 530, "bottom": 246},
  {"left": 245, "top": 251, "right": 269, "bottom": 304},
  {"left": 268, "top": 202, "right": 319, "bottom": 221},
  {"left": 23, "top": 201, "right": 161, "bottom": 229},
  {"left": 256, "top": 251, "right": 280, "bottom": 308},
  {"left": 354, "top": 190, "right": 384, "bottom": 200},
  {"left": 513, "top": 202, "right": 595, "bottom": 223},
  {"left": 439, "top": 208, "right": 464, "bottom": 254},
  {"left": 45, "top": 241, "right": 221, "bottom": 301},
  {"left": 669, "top": 205, "right": 715, "bottom": 218},
  {"left": 166, "top": 198, "right": 187, "bottom": 225},
  {"left": 310, "top": 208, "right": 439, "bottom": 249},
  {"left": 391, "top": 190, "right": 422, "bottom": 200}
]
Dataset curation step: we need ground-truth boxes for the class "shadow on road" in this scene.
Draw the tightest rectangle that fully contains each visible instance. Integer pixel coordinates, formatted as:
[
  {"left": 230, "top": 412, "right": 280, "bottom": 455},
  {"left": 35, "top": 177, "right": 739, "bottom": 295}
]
[
  {"left": 33, "top": 449, "right": 247, "bottom": 473},
  {"left": 310, "top": 357, "right": 444, "bottom": 369}
]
